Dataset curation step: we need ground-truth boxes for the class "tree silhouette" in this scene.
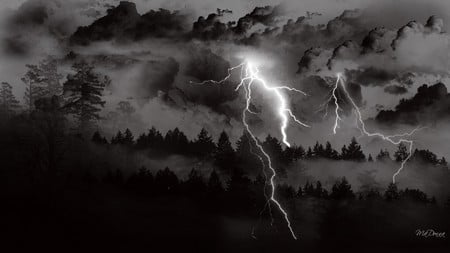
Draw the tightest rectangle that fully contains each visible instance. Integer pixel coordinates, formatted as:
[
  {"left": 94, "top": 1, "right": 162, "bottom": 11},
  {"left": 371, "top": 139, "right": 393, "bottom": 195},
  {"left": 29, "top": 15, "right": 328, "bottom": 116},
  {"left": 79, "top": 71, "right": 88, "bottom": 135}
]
[
  {"left": 394, "top": 143, "right": 409, "bottom": 162},
  {"left": 155, "top": 167, "right": 179, "bottom": 194},
  {"left": 276, "top": 184, "right": 296, "bottom": 199},
  {"left": 399, "top": 188, "right": 430, "bottom": 203},
  {"left": 21, "top": 57, "right": 62, "bottom": 112},
  {"left": 226, "top": 168, "right": 253, "bottom": 211},
  {"left": 296, "top": 185, "right": 303, "bottom": 198},
  {"left": 111, "top": 130, "right": 124, "bottom": 144},
  {"left": 341, "top": 137, "right": 365, "bottom": 161},
  {"left": 123, "top": 128, "right": 134, "bottom": 146},
  {"left": 313, "top": 141, "right": 325, "bottom": 158},
  {"left": 185, "top": 168, "right": 206, "bottom": 196},
  {"left": 303, "top": 181, "right": 315, "bottom": 196},
  {"left": 313, "top": 181, "right": 328, "bottom": 198},
  {"left": 330, "top": 177, "right": 355, "bottom": 200},
  {"left": 367, "top": 154, "right": 373, "bottom": 162},
  {"left": 92, "top": 131, "right": 108, "bottom": 145},
  {"left": 262, "top": 135, "right": 283, "bottom": 164},
  {"left": 283, "top": 145, "right": 305, "bottom": 164},
  {"left": 207, "top": 170, "right": 224, "bottom": 196},
  {"left": 193, "top": 128, "right": 216, "bottom": 157},
  {"left": 440, "top": 157, "right": 447, "bottom": 167},
  {"left": 126, "top": 166, "right": 154, "bottom": 195},
  {"left": 384, "top": 183, "right": 400, "bottom": 201},
  {"left": 22, "top": 64, "right": 47, "bottom": 112},
  {"left": 0, "top": 82, "right": 20, "bottom": 117},
  {"left": 135, "top": 127, "right": 164, "bottom": 149},
  {"left": 164, "top": 128, "right": 189, "bottom": 154},
  {"left": 38, "top": 56, "right": 63, "bottom": 97},
  {"left": 306, "top": 147, "right": 314, "bottom": 159},
  {"left": 412, "top": 149, "right": 438, "bottom": 165},
  {"left": 235, "top": 131, "right": 261, "bottom": 172},
  {"left": 376, "top": 149, "right": 391, "bottom": 161},
  {"left": 323, "top": 141, "right": 339, "bottom": 160},
  {"left": 214, "top": 131, "right": 235, "bottom": 171},
  {"left": 63, "top": 61, "right": 109, "bottom": 131}
]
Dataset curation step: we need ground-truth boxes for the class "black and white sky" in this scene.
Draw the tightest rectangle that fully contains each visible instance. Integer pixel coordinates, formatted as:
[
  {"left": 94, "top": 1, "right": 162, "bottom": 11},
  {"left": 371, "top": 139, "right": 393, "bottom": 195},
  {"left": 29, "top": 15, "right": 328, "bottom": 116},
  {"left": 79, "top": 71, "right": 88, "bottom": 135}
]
[{"left": 1, "top": 0, "right": 450, "bottom": 159}]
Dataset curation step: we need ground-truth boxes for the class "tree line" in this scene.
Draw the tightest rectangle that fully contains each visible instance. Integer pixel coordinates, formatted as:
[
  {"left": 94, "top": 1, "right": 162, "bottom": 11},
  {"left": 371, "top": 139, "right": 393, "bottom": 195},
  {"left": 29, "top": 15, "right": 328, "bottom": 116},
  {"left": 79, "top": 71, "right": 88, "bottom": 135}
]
[
  {"left": 92, "top": 126, "right": 448, "bottom": 172},
  {"left": 88, "top": 166, "right": 441, "bottom": 206}
]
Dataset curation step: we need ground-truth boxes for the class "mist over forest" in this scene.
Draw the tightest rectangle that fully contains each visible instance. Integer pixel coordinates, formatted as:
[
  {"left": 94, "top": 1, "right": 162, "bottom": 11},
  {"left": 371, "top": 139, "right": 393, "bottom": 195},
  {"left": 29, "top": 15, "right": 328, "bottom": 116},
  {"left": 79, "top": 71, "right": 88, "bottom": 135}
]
[{"left": 1, "top": 0, "right": 450, "bottom": 252}]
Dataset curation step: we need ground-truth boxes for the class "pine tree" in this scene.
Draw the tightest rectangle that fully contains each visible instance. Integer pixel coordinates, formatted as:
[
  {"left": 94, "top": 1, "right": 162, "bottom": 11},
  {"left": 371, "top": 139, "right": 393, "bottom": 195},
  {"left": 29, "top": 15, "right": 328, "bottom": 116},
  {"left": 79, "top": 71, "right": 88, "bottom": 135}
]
[
  {"left": 440, "top": 157, "right": 447, "bottom": 166},
  {"left": 324, "top": 141, "right": 339, "bottom": 160},
  {"left": 111, "top": 130, "right": 124, "bottom": 144},
  {"left": 330, "top": 177, "right": 355, "bottom": 200},
  {"left": 21, "top": 57, "right": 62, "bottom": 112},
  {"left": 313, "top": 141, "right": 325, "bottom": 158},
  {"left": 92, "top": 131, "right": 108, "bottom": 144},
  {"left": 306, "top": 146, "right": 314, "bottom": 159},
  {"left": 384, "top": 183, "right": 400, "bottom": 201},
  {"left": 207, "top": 170, "right": 224, "bottom": 196},
  {"left": 342, "top": 137, "right": 365, "bottom": 161},
  {"left": 193, "top": 128, "right": 216, "bottom": 157},
  {"left": 235, "top": 131, "right": 260, "bottom": 171},
  {"left": 38, "top": 56, "right": 63, "bottom": 97},
  {"left": 22, "top": 64, "right": 47, "bottom": 112},
  {"left": 214, "top": 131, "right": 235, "bottom": 171},
  {"left": 155, "top": 167, "right": 179, "bottom": 194},
  {"left": 123, "top": 128, "right": 134, "bottom": 146},
  {"left": 303, "top": 181, "right": 315, "bottom": 196},
  {"left": 185, "top": 168, "right": 206, "bottom": 194},
  {"left": 0, "top": 82, "right": 20, "bottom": 116},
  {"left": 394, "top": 143, "right": 409, "bottom": 162},
  {"left": 63, "top": 61, "right": 109, "bottom": 131},
  {"left": 296, "top": 186, "right": 303, "bottom": 198},
  {"left": 368, "top": 154, "right": 373, "bottom": 162},
  {"left": 376, "top": 149, "right": 391, "bottom": 161},
  {"left": 164, "top": 128, "right": 189, "bottom": 154},
  {"left": 262, "top": 135, "right": 283, "bottom": 162}
]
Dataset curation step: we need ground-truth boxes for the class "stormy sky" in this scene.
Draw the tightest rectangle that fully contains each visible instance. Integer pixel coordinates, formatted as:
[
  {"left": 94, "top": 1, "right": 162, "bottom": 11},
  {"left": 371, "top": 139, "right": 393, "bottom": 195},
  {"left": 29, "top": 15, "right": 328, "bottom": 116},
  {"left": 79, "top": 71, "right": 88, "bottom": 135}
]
[{"left": 1, "top": 0, "right": 450, "bottom": 162}]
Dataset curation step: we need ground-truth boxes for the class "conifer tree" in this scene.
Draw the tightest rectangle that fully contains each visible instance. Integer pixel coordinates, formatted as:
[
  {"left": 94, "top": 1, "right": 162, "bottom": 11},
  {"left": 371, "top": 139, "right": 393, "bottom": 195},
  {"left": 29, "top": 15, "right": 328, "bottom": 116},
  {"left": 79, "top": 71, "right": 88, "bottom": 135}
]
[
  {"left": 0, "top": 82, "right": 20, "bottom": 116},
  {"left": 63, "top": 61, "right": 109, "bottom": 131}
]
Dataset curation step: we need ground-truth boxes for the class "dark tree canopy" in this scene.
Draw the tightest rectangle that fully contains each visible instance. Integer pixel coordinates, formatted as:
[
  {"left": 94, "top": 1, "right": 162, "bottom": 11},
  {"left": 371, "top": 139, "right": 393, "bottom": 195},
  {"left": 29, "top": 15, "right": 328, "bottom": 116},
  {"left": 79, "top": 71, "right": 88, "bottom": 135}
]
[
  {"left": 0, "top": 82, "right": 20, "bottom": 116},
  {"left": 63, "top": 61, "right": 109, "bottom": 131}
]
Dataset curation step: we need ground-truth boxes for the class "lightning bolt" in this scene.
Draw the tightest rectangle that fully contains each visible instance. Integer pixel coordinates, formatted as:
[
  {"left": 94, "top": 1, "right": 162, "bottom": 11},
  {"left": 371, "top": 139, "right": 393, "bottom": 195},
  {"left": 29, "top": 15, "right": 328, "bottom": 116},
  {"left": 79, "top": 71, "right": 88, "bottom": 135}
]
[
  {"left": 325, "top": 73, "right": 423, "bottom": 183},
  {"left": 192, "top": 61, "right": 309, "bottom": 240}
]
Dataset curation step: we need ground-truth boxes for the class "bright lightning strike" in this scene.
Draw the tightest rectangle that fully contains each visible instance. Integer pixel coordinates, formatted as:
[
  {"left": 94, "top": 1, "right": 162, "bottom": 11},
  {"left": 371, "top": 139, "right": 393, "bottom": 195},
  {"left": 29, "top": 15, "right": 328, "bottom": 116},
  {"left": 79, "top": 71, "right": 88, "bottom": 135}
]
[
  {"left": 325, "top": 73, "right": 423, "bottom": 183},
  {"left": 192, "top": 60, "right": 309, "bottom": 240}
]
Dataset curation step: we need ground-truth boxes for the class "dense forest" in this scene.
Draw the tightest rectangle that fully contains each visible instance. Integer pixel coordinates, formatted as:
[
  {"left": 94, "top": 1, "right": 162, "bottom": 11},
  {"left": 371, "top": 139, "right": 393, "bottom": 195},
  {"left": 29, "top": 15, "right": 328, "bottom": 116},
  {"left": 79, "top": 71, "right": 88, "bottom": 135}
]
[{"left": 1, "top": 57, "right": 449, "bottom": 252}]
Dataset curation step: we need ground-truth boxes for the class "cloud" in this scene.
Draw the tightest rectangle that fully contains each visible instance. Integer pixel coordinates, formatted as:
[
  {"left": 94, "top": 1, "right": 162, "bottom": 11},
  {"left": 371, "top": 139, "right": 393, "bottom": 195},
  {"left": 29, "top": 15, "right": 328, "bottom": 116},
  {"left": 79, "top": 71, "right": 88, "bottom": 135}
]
[
  {"left": 70, "top": 1, "right": 189, "bottom": 45},
  {"left": 138, "top": 57, "right": 180, "bottom": 98},
  {"left": 383, "top": 85, "right": 408, "bottom": 95},
  {"left": 375, "top": 82, "right": 450, "bottom": 125}
]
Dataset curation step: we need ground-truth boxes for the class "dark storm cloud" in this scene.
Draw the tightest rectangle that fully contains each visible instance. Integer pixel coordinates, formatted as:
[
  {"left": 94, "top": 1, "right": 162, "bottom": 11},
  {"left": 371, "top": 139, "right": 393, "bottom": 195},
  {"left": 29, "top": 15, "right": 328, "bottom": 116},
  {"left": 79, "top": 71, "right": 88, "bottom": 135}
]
[
  {"left": 70, "top": 1, "right": 189, "bottom": 45},
  {"left": 391, "top": 15, "right": 444, "bottom": 50},
  {"left": 182, "top": 48, "right": 238, "bottom": 113},
  {"left": 345, "top": 67, "right": 397, "bottom": 87},
  {"left": 10, "top": 0, "right": 48, "bottom": 26},
  {"left": 376, "top": 82, "right": 450, "bottom": 125},
  {"left": 383, "top": 85, "right": 408, "bottom": 95},
  {"left": 297, "top": 47, "right": 326, "bottom": 74},
  {"left": 138, "top": 57, "right": 180, "bottom": 98},
  {"left": 1, "top": 0, "right": 49, "bottom": 56},
  {"left": 361, "top": 27, "right": 393, "bottom": 54},
  {"left": 279, "top": 9, "right": 368, "bottom": 47},
  {"left": 191, "top": 5, "right": 284, "bottom": 41},
  {"left": 3, "top": 35, "right": 29, "bottom": 56}
]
